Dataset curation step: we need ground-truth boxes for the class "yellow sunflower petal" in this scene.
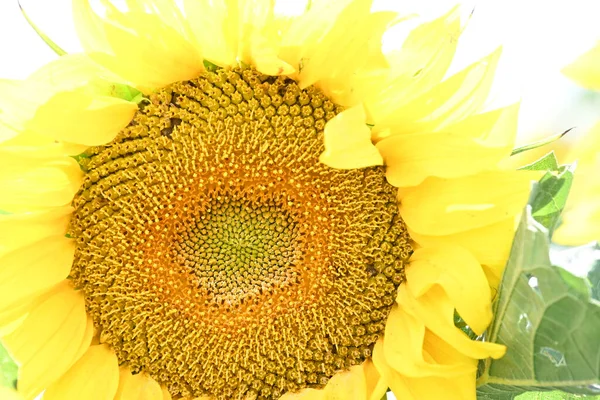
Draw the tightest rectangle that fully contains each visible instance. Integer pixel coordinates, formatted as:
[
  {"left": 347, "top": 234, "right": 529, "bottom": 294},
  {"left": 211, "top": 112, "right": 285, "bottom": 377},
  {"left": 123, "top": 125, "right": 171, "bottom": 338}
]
[
  {"left": 28, "top": 90, "right": 137, "bottom": 146},
  {"left": 319, "top": 104, "right": 383, "bottom": 169},
  {"left": 0, "top": 387, "right": 22, "bottom": 400},
  {"left": 553, "top": 121, "right": 600, "bottom": 245},
  {"left": 0, "top": 316, "right": 27, "bottom": 337},
  {"left": 247, "top": 31, "right": 296, "bottom": 76},
  {"left": 43, "top": 344, "right": 119, "bottom": 400},
  {"left": 422, "top": 329, "right": 476, "bottom": 368},
  {"left": 562, "top": 121, "right": 600, "bottom": 168},
  {"left": 324, "top": 365, "right": 367, "bottom": 400},
  {"left": 405, "top": 245, "right": 492, "bottom": 334},
  {"left": 0, "top": 157, "right": 82, "bottom": 212},
  {"left": 377, "top": 104, "right": 519, "bottom": 187},
  {"left": 373, "top": 48, "right": 501, "bottom": 135},
  {"left": 183, "top": 0, "right": 236, "bottom": 66},
  {"left": 280, "top": 0, "right": 394, "bottom": 105},
  {"left": 400, "top": 170, "right": 539, "bottom": 236},
  {"left": 555, "top": 199, "right": 600, "bottom": 245},
  {"left": 279, "top": 0, "right": 361, "bottom": 74},
  {"left": 73, "top": 317, "right": 95, "bottom": 363},
  {"left": 383, "top": 305, "right": 475, "bottom": 377},
  {"left": 0, "top": 236, "right": 74, "bottom": 311},
  {"left": 0, "top": 55, "right": 138, "bottom": 146},
  {"left": 0, "top": 79, "right": 37, "bottom": 132},
  {"left": 73, "top": 0, "right": 203, "bottom": 89},
  {"left": 373, "top": 339, "right": 477, "bottom": 400},
  {"left": 363, "top": 359, "right": 388, "bottom": 400},
  {"left": 311, "top": 11, "right": 396, "bottom": 106},
  {"left": 124, "top": 0, "right": 191, "bottom": 36},
  {"left": 0, "top": 292, "right": 35, "bottom": 330},
  {"left": 389, "top": 369, "right": 477, "bottom": 400},
  {"left": 230, "top": 0, "right": 295, "bottom": 76},
  {"left": 115, "top": 367, "right": 164, "bottom": 400},
  {"left": 0, "top": 299, "right": 32, "bottom": 336},
  {"left": 562, "top": 41, "right": 600, "bottom": 90},
  {"left": 0, "top": 121, "right": 19, "bottom": 144},
  {"left": 0, "top": 133, "right": 80, "bottom": 159},
  {"left": 0, "top": 206, "right": 72, "bottom": 256},
  {"left": 407, "top": 216, "right": 516, "bottom": 272},
  {"left": 161, "top": 386, "right": 172, "bottom": 400},
  {"left": 396, "top": 285, "right": 506, "bottom": 359},
  {"left": 367, "top": 6, "right": 460, "bottom": 122},
  {"left": 279, "top": 388, "right": 326, "bottom": 400},
  {"left": 26, "top": 54, "right": 122, "bottom": 91},
  {"left": 3, "top": 282, "right": 88, "bottom": 399}
]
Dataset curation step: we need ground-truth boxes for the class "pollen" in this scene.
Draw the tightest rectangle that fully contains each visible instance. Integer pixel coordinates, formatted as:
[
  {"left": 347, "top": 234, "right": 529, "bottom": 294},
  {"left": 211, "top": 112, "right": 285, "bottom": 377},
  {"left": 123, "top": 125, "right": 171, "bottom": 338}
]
[{"left": 68, "top": 67, "right": 413, "bottom": 399}]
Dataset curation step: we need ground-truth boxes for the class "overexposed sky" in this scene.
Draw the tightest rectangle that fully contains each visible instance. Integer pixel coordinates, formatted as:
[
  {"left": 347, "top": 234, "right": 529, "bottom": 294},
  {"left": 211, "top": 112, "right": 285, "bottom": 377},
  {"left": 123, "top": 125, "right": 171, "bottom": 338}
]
[{"left": 0, "top": 0, "right": 599, "bottom": 141}]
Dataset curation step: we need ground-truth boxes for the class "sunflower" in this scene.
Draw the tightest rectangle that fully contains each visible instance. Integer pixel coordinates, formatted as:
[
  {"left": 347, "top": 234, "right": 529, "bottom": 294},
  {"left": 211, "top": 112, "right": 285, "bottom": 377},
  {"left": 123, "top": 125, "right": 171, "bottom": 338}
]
[
  {"left": 554, "top": 41, "right": 600, "bottom": 245},
  {"left": 0, "top": 1, "right": 539, "bottom": 399}
]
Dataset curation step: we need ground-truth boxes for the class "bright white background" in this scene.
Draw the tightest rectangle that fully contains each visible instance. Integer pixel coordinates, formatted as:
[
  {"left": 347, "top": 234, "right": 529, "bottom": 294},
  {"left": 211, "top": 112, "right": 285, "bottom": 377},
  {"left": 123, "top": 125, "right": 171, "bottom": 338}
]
[{"left": 0, "top": 2, "right": 599, "bottom": 399}]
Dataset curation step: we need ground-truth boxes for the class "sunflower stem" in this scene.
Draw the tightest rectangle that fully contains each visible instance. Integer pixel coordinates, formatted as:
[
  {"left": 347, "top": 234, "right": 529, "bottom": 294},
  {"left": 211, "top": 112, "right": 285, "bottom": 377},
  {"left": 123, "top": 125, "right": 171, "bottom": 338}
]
[{"left": 18, "top": 0, "right": 67, "bottom": 56}]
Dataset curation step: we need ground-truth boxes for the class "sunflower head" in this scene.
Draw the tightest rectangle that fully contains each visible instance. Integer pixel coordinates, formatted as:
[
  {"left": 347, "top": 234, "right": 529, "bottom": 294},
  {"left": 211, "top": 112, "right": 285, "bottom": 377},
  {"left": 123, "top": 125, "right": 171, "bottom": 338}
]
[{"left": 67, "top": 66, "right": 412, "bottom": 397}]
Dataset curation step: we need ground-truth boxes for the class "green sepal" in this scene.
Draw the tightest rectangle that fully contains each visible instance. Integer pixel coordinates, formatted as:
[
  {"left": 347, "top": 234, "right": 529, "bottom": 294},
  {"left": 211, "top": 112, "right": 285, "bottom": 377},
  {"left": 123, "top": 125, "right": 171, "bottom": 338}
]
[
  {"left": 530, "top": 165, "right": 574, "bottom": 235},
  {"left": 19, "top": 0, "right": 67, "bottom": 56},
  {"left": 519, "top": 151, "right": 559, "bottom": 172},
  {"left": 0, "top": 342, "right": 18, "bottom": 390},
  {"left": 109, "top": 84, "right": 146, "bottom": 104},
  {"left": 203, "top": 60, "right": 220, "bottom": 72},
  {"left": 511, "top": 128, "right": 573, "bottom": 156}
]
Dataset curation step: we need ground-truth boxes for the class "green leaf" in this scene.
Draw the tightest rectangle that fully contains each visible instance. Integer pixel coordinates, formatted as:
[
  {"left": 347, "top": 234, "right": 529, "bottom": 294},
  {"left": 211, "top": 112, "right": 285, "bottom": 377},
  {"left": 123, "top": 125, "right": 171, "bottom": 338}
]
[
  {"left": 476, "top": 184, "right": 600, "bottom": 397},
  {"left": 0, "top": 341, "right": 18, "bottom": 390},
  {"left": 551, "top": 243, "right": 600, "bottom": 303},
  {"left": 530, "top": 165, "right": 574, "bottom": 234},
  {"left": 18, "top": 0, "right": 67, "bottom": 56},
  {"left": 519, "top": 151, "right": 559, "bottom": 172},
  {"left": 511, "top": 129, "right": 573, "bottom": 156},
  {"left": 516, "top": 391, "right": 600, "bottom": 399}
]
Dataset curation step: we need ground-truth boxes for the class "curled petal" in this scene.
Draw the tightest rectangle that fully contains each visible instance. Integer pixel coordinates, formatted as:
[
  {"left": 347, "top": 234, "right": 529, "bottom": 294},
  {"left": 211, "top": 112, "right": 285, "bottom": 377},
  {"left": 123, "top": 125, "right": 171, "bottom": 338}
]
[
  {"left": 373, "top": 339, "right": 477, "bottom": 400},
  {"left": 320, "top": 104, "right": 383, "bottom": 169},
  {"left": 396, "top": 285, "right": 506, "bottom": 360},
  {"left": 406, "top": 245, "right": 492, "bottom": 334},
  {"left": 407, "top": 217, "right": 516, "bottom": 274},
  {"left": 383, "top": 305, "right": 475, "bottom": 377}
]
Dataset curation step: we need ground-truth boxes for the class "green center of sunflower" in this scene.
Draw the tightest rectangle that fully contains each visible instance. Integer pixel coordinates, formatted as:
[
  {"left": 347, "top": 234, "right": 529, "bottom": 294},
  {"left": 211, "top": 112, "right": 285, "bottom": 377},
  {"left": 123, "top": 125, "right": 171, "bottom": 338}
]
[
  {"left": 68, "top": 67, "right": 413, "bottom": 399},
  {"left": 179, "top": 197, "right": 302, "bottom": 306}
]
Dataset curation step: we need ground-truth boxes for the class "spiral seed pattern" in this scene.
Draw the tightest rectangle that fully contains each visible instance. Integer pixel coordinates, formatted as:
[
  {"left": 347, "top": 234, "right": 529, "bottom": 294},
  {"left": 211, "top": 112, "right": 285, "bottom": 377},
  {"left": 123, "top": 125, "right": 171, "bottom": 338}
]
[{"left": 68, "top": 67, "right": 413, "bottom": 399}]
